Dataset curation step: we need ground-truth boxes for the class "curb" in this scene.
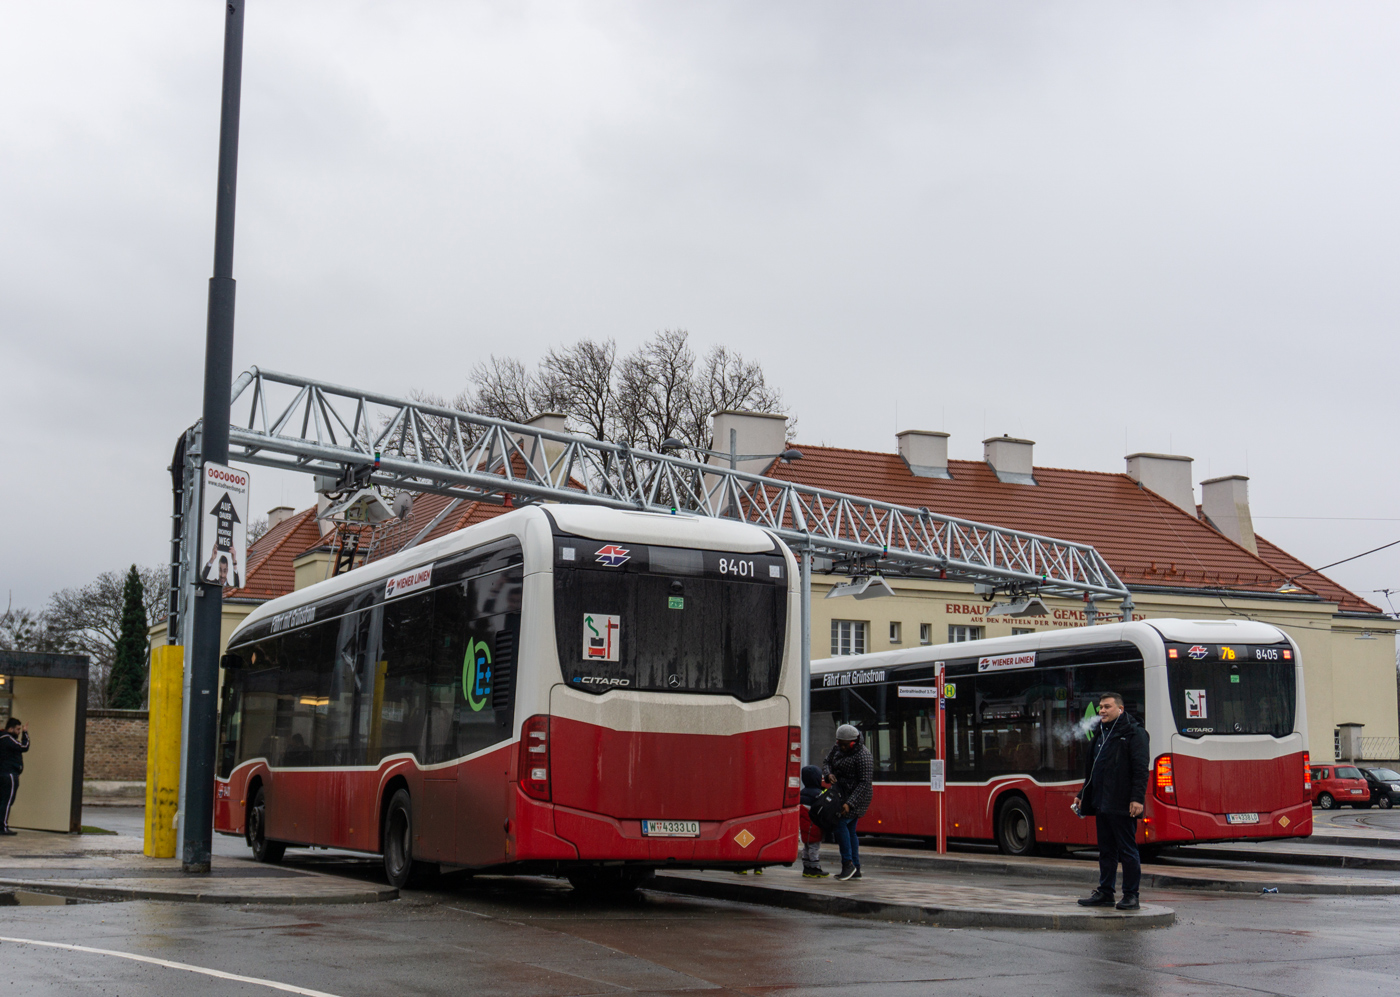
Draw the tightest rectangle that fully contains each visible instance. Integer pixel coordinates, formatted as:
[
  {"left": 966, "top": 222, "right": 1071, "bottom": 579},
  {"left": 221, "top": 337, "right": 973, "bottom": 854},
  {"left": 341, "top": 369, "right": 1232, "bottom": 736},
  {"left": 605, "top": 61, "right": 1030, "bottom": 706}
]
[
  {"left": 1170, "top": 845, "right": 1400, "bottom": 872},
  {"left": 0, "top": 877, "right": 398, "bottom": 906},
  {"left": 649, "top": 875, "right": 1174, "bottom": 930},
  {"left": 840, "top": 849, "right": 1400, "bottom": 895},
  {"left": 1300, "top": 833, "right": 1400, "bottom": 852}
]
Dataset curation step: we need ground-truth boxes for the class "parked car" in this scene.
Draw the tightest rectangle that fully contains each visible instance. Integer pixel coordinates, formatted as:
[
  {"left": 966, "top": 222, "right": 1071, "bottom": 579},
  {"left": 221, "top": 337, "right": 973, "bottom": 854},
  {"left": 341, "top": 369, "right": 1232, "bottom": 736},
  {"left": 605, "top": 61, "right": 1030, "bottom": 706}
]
[
  {"left": 1361, "top": 767, "right": 1400, "bottom": 809},
  {"left": 1310, "top": 765, "right": 1371, "bottom": 809}
]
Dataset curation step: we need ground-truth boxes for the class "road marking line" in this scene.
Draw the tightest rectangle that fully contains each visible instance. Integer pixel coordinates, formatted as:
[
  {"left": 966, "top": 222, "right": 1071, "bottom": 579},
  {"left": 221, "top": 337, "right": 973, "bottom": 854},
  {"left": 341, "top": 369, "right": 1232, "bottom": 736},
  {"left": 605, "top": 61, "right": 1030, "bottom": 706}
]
[{"left": 0, "top": 936, "right": 343, "bottom": 996}]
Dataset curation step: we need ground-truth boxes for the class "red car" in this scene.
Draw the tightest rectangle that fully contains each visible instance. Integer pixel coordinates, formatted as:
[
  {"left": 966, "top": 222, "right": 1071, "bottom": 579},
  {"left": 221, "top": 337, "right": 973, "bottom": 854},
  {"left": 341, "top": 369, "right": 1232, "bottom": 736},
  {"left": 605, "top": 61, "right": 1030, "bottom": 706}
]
[{"left": 1310, "top": 765, "right": 1371, "bottom": 809}]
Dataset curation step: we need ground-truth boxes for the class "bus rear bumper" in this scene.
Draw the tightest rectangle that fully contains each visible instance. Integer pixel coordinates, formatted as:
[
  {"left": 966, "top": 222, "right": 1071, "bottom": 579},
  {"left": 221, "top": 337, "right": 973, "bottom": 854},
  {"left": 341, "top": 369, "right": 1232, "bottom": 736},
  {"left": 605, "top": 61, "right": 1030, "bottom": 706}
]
[
  {"left": 513, "top": 795, "right": 799, "bottom": 866},
  {"left": 1148, "top": 798, "right": 1313, "bottom": 843}
]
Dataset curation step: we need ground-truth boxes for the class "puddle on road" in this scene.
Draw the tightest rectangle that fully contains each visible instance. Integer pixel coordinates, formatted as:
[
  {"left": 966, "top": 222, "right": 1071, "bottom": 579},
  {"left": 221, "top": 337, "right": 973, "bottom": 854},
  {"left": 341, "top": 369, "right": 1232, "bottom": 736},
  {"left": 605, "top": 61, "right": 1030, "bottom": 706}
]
[{"left": 0, "top": 889, "right": 96, "bottom": 906}]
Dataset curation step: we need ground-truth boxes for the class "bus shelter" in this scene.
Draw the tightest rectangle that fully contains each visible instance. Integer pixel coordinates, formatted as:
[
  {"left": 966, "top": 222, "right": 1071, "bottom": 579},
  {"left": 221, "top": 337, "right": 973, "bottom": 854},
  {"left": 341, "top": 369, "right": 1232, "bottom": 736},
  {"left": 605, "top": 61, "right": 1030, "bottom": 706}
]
[{"left": 0, "top": 651, "right": 88, "bottom": 833}]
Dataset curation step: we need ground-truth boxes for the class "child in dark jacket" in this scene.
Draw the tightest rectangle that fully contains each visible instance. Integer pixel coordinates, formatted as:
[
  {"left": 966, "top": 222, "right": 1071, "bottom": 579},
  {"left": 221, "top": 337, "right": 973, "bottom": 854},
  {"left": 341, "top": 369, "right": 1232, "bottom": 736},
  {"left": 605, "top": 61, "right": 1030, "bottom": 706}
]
[{"left": 799, "top": 765, "right": 829, "bottom": 878}]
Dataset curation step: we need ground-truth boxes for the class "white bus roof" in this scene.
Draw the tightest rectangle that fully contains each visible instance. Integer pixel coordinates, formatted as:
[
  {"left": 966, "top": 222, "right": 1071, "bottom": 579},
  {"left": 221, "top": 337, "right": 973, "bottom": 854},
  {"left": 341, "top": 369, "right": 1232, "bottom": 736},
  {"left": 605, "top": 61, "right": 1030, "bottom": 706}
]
[
  {"left": 810, "top": 618, "right": 1291, "bottom": 674},
  {"left": 232, "top": 504, "right": 782, "bottom": 642}
]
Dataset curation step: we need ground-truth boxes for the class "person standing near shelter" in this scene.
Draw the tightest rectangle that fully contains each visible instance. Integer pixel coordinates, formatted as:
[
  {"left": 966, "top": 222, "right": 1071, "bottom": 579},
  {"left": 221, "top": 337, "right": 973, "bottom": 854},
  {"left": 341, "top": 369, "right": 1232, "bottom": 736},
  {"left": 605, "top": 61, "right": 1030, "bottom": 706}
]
[
  {"left": 1073, "top": 693, "right": 1149, "bottom": 910},
  {"left": 823, "top": 724, "right": 874, "bottom": 882},
  {"left": 0, "top": 718, "right": 29, "bottom": 836}
]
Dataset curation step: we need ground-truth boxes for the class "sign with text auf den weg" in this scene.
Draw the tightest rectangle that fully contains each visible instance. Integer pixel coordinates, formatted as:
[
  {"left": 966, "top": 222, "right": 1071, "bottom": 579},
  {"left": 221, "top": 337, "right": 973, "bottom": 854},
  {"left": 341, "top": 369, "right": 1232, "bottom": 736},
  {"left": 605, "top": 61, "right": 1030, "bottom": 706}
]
[{"left": 200, "top": 462, "right": 249, "bottom": 589}]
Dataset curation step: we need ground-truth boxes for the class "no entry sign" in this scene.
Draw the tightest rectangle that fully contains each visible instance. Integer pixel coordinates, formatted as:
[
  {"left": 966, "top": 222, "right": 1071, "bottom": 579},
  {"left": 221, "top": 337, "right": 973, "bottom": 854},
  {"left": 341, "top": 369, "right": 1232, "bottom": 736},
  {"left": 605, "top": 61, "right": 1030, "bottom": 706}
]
[{"left": 200, "top": 462, "right": 249, "bottom": 589}]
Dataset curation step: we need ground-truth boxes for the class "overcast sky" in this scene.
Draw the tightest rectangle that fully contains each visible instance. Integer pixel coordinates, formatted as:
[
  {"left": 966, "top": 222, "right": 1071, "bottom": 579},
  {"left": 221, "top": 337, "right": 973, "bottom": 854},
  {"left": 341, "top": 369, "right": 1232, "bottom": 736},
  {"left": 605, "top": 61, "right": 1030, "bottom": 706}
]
[{"left": 3, "top": 2, "right": 1398, "bottom": 614}]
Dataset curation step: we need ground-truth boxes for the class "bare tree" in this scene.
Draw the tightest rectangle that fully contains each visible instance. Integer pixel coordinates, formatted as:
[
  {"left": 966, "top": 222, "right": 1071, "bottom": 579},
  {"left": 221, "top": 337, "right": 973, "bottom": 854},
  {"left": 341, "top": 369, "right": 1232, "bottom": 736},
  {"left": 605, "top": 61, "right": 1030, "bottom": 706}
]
[
  {"left": 419, "top": 330, "right": 790, "bottom": 456},
  {"left": 0, "top": 601, "right": 77, "bottom": 655},
  {"left": 247, "top": 516, "right": 270, "bottom": 543},
  {"left": 539, "top": 338, "right": 616, "bottom": 440}
]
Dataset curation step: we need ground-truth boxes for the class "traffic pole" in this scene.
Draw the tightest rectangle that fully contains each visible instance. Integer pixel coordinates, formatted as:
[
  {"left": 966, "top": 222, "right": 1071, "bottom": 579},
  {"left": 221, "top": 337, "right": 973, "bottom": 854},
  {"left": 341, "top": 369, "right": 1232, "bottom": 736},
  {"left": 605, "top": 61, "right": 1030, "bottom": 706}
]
[
  {"left": 183, "top": 0, "right": 245, "bottom": 874},
  {"left": 936, "top": 664, "right": 946, "bottom": 855}
]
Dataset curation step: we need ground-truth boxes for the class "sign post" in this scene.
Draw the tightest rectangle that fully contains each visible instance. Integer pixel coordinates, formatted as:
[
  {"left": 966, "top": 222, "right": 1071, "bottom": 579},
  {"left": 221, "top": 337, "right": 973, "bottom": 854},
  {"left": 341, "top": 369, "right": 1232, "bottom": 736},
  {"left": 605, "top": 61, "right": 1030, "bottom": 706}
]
[
  {"left": 936, "top": 663, "right": 946, "bottom": 854},
  {"left": 198, "top": 463, "right": 249, "bottom": 589}
]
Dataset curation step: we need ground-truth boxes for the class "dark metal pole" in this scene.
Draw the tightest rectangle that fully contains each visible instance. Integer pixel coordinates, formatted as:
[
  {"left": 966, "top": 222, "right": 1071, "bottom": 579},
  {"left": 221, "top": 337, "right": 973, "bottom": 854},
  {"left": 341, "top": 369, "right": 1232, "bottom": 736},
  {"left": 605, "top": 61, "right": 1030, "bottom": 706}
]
[{"left": 183, "top": 0, "right": 244, "bottom": 874}]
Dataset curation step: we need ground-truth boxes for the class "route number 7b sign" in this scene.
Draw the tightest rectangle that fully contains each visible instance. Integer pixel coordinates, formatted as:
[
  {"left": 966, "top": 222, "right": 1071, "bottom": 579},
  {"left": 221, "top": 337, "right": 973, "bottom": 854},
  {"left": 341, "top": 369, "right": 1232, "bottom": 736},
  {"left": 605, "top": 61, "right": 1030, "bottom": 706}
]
[{"left": 200, "top": 462, "right": 249, "bottom": 589}]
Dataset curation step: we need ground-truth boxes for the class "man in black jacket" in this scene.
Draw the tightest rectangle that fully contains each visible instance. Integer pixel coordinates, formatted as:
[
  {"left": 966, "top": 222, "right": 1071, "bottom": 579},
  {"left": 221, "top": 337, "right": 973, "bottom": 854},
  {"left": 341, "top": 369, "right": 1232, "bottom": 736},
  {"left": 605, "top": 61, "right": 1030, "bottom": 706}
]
[
  {"left": 0, "top": 718, "right": 29, "bottom": 836},
  {"left": 1072, "top": 693, "right": 1149, "bottom": 910}
]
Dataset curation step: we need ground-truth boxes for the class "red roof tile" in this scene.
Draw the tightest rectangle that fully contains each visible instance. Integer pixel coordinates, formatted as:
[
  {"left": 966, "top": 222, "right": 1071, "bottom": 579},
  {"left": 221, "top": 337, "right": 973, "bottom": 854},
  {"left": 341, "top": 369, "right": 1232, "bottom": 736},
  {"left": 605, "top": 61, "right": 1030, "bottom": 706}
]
[{"left": 763, "top": 446, "right": 1380, "bottom": 613}]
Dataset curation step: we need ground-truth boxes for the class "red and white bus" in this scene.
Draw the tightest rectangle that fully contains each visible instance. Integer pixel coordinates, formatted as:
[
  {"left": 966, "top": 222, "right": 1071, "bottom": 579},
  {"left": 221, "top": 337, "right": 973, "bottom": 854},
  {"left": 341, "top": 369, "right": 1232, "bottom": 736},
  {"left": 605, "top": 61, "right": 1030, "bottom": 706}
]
[
  {"left": 809, "top": 620, "right": 1311, "bottom": 855},
  {"left": 215, "top": 505, "right": 803, "bottom": 888}
]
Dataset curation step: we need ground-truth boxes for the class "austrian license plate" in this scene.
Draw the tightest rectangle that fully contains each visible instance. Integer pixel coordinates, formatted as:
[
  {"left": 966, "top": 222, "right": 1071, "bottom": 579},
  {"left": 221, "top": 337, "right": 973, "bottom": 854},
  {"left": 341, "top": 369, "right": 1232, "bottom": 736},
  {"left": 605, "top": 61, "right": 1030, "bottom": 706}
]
[
  {"left": 1351, "top": 789, "right": 1365, "bottom": 795},
  {"left": 641, "top": 820, "right": 699, "bottom": 837},
  {"left": 1226, "top": 812, "right": 1260, "bottom": 825}
]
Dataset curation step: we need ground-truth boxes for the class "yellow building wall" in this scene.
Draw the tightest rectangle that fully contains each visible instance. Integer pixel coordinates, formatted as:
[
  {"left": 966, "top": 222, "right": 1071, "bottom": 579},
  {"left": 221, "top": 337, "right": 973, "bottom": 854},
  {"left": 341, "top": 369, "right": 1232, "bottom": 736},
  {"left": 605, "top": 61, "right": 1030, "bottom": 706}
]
[
  {"left": 810, "top": 577, "right": 1397, "bottom": 763},
  {"left": 7, "top": 676, "right": 78, "bottom": 832}
]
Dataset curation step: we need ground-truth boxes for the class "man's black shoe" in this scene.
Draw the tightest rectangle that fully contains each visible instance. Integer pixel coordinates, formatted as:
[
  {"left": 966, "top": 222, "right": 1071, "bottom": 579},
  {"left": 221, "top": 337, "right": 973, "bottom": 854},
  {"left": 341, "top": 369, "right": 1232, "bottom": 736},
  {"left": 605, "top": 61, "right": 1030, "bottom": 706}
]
[
  {"left": 834, "top": 862, "right": 857, "bottom": 881},
  {"left": 1076, "top": 889, "right": 1116, "bottom": 907},
  {"left": 1115, "top": 894, "right": 1141, "bottom": 911},
  {"left": 0, "top": 830, "right": 17, "bottom": 836}
]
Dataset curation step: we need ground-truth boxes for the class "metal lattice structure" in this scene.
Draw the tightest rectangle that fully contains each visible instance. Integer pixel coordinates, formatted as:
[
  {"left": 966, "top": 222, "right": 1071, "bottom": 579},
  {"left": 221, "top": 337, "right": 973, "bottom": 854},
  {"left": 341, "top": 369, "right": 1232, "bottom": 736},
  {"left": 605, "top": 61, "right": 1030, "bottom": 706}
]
[{"left": 227, "top": 367, "right": 1131, "bottom": 604}]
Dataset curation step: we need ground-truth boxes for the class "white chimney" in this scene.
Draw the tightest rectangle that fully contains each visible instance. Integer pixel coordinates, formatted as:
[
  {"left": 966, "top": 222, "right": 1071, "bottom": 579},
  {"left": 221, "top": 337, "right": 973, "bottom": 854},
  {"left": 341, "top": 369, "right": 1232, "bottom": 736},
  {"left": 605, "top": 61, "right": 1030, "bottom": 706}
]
[
  {"left": 1125, "top": 453, "right": 1195, "bottom": 515},
  {"left": 1200, "top": 474, "right": 1257, "bottom": 554},
  {"left": 897, "top": 430, "right": 951, "bottom": 479},
  {"left": 267, "top": 506, "right": 295, "bottom": 530},
  {"left": 519, "top": 412, "right": 569, "bottom": 476},
  {"left": 710, "top": 410, "right": 789, "bottom": 475},
  {"left": 983, "top": 435, "right": 1036, "bottom": 485}
]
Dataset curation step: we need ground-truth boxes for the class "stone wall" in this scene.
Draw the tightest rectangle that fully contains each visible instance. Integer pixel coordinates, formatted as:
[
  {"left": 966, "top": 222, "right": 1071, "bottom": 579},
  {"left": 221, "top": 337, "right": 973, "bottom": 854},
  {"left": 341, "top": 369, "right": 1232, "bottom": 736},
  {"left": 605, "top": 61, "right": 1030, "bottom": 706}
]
[{"left": 84, "top": 709, "right": 148, "bottom": 782}]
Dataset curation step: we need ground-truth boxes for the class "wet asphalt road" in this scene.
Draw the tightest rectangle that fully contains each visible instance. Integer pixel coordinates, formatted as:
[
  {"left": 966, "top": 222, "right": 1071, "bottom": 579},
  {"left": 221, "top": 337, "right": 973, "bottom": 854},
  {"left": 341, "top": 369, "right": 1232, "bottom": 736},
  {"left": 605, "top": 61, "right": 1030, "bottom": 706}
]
[{"left": 3, "top": 809, "right": 1399, "bottom": 996}]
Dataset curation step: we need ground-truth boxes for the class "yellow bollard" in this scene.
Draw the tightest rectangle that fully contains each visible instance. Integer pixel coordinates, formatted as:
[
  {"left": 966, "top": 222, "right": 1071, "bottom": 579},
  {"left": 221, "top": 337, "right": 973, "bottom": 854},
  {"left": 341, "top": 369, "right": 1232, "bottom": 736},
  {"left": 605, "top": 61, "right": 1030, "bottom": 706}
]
[{"left": 144, "top": 644, "right": 183, "bottom": 858}]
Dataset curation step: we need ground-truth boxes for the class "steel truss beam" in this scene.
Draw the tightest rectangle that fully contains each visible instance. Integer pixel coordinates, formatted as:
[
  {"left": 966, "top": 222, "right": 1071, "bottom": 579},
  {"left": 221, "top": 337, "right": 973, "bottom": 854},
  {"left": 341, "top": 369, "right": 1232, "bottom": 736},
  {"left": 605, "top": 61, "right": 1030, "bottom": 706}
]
[{"left": 227, "top": 368, "right": 1131, "bottom": 604}]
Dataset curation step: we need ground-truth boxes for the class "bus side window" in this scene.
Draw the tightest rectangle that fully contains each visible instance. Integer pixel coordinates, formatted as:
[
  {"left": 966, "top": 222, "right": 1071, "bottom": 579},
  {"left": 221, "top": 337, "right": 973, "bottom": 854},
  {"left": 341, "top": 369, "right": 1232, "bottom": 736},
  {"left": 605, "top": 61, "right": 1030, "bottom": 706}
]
[
  {"left": 379, "top": 590, "right": 434, "bottom": 762},
  {"left": 808, "top": 689, "right": 841, "bottom": 763},
  {"left": 276, "top": 625, "right": 324, "bottom": 767}
]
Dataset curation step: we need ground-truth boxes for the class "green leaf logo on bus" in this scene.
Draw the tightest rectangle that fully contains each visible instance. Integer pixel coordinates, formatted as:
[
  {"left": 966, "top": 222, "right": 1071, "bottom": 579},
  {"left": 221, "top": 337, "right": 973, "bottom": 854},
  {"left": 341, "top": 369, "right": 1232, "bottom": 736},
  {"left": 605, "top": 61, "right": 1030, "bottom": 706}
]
[{"left": 464, "top": 638, "right": 493, "bottom": 712}]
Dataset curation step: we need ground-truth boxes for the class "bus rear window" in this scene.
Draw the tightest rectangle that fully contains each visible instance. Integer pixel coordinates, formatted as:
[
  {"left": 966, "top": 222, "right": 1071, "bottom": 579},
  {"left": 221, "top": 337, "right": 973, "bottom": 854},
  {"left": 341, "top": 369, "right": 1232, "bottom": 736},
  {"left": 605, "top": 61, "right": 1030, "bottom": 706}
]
[
  {"left": 1165, "top": 642, "right": 1296, "bottom": 738},
  {"left": 552, "top": 539, "right": 787, "bottom": 701}
]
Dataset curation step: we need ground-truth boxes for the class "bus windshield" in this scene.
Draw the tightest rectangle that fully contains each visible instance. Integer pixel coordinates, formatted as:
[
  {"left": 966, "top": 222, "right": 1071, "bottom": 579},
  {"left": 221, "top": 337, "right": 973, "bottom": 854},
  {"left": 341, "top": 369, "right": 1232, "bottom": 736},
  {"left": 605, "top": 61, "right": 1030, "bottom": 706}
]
[
  {"left": 552, "top": 538, "right": 787, "bottom": 701},
  {"left": 1165, "top": 642, "right": 1296, "bottom": 738}
]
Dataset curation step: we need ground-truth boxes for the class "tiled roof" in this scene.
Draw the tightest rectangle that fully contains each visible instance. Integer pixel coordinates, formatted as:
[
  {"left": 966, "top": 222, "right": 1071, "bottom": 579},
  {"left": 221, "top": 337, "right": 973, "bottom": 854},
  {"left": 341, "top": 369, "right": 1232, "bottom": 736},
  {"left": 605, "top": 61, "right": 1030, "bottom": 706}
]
[
  {"left": 222, "top": 446, "right": 1380, "bottom": 616},
  {"left": 762, "top": 446, "right": 1381, "bottom": 614},
  {"left": 224, "top": 507, "right": 322, "bottom": 602}
]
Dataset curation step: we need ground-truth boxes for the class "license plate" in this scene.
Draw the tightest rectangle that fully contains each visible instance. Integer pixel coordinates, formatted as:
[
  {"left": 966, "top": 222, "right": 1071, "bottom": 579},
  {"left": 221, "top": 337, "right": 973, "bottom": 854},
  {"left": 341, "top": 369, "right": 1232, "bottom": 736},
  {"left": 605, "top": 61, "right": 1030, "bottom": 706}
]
[
  {"left": 1226, "top": 812, "right": 1259, "bottom": 825},
  {"left": 641, "top": 820, "right": 699, "bottom": 837},
  {"left": 1351, "top": 789, "right": 1364, "bottom": 794}
]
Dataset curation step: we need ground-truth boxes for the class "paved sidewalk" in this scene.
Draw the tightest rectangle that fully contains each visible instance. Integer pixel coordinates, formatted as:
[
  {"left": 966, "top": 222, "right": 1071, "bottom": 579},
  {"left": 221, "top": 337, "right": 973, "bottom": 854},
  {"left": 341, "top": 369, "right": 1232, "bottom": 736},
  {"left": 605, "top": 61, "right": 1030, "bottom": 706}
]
[
  {"left": 825, "top": 844, "right": 1400, "bottom": 895},
  {"left": 652, "top": 862, "right": 1174, "bottom": 930},
  {"left": 0, "top": 820, "right": 396, "bottom": 905}
]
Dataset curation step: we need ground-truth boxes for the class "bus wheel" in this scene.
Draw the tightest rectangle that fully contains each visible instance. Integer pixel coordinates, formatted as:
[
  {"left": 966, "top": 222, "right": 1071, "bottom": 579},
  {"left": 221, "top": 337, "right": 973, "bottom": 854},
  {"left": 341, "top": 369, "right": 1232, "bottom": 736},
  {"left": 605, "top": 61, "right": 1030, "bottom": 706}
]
[
  {"left": 248, "top": 787, "right": 285, "bottom": 864},
  {"left": 995, "top": 797, "right": 1036, "bottom": 856},
  {"left": 1317, "top": 793, "right": 1336, "bottom": 809},
  {"left": 382, "top": 789, "right": 416, "bottom": 889}
]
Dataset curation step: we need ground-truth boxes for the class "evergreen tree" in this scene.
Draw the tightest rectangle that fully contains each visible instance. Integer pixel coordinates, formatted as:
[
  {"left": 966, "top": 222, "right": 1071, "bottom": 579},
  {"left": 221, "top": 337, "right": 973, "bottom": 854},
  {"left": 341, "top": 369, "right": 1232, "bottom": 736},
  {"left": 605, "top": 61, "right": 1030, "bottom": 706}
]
[{"left": 108, "top": 565, "right": 148, "bottom": 709}]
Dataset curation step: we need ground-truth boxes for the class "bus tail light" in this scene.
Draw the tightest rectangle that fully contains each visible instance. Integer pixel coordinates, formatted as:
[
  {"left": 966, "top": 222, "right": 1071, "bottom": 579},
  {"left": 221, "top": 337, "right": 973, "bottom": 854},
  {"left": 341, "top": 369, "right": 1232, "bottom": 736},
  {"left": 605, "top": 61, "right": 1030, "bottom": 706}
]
[
  {"left": 519, "top": 715, "right": 550, "bottom": 801},
  {"left": 1303, "top": 752, "right": 1311, "bottom": 791},
  {"left": 783, "top": 726, "right": 802, "bottom": 807},
  {"left": 1154, "top": 754, "right": 1175, "bottom": 802}
]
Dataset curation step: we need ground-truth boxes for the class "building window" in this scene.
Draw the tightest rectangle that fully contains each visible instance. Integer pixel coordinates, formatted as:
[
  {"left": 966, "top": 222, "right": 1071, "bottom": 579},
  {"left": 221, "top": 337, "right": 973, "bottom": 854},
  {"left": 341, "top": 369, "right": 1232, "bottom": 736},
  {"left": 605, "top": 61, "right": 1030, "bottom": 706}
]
[
  {"left": 1011, "top": 627, "right": 1035, "bottom": 636},
  {"left": 889, "top": 621, "right": 902, "bottom": 644},
  {"left": 831, "top": 620, "right": 867, "bottom": 656},
  {"left": 919, "top": 623, "right": 932, "bottom": 645},
  {"left": 948, "top": 625, "right": 984, "bottom": 643}
]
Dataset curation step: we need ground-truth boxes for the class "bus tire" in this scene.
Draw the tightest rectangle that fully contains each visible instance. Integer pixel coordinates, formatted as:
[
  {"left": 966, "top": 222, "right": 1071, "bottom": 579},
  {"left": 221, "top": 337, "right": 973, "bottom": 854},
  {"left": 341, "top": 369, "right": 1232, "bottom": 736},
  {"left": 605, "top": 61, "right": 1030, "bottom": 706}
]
[
  {"left": 1317, "top": 793, "right": 1336, "bottom": 810},
  {"left": 248, "top": 786, "right": 285, "bottom": 864},
  {"left": 382, "top": 789, "right": 416, "bottom": 889},
  {"left": 995, "top": 796, "right": 1036, "bottom": 856}
]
